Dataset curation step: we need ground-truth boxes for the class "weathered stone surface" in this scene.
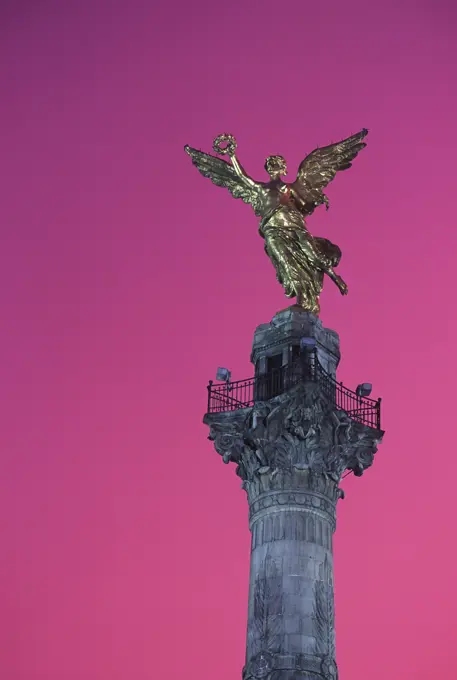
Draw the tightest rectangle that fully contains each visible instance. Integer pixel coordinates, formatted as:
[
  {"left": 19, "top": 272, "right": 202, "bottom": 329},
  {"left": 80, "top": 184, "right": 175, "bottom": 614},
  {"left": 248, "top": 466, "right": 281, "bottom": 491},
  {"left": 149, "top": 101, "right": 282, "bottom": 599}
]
[
  {"left": 251, "top": 308, "right": 340, "bottom": 380},
  {"left": 241, "top": 468, "right": 338, "bottom": 680}
]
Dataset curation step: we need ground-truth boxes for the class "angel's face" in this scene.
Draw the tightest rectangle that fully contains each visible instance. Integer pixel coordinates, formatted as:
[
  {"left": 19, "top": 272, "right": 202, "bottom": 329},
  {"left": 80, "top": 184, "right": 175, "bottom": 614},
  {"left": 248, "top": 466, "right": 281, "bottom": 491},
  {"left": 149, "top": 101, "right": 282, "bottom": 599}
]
[{"left": 265, "top": 155, "right": 287, "bottom": 178}]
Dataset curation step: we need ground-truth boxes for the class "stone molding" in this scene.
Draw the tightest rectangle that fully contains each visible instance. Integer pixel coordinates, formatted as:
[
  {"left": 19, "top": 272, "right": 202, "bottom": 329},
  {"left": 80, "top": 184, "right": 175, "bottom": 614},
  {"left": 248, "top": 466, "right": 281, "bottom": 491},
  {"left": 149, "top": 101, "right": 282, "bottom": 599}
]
[
  {"left": 251, "top": 509, "right": 334, "bottom": 551},
  {"left": 250, "top": 497, "right": 336, "bottom": 543},
  {"left": 243, "top": 651, "right": 338, "bottom": 680}
]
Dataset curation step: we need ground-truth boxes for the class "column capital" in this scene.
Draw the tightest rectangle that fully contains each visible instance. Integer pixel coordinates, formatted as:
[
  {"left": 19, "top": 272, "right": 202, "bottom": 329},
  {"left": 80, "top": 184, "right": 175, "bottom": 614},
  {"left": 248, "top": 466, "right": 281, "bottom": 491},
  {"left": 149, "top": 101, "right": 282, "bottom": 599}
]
[{"left": 204, "top": 381, "right": 383, "bottom": 485}]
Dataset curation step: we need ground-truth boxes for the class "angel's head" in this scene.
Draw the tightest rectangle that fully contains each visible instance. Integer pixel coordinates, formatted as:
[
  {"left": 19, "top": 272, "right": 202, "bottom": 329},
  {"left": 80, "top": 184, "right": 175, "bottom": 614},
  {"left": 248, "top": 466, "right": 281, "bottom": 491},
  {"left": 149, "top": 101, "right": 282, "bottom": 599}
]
[{"left": 265, "top": 155, "right": 287, "bottom": 178}]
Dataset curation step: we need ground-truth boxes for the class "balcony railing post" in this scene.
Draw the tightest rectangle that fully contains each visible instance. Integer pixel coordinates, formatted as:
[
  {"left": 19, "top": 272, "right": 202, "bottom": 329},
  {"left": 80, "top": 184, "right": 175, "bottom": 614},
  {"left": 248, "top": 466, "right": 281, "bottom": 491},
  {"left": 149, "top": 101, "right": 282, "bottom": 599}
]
[{"left": 207, "top": 380, "right": 213, "bottom": 414}]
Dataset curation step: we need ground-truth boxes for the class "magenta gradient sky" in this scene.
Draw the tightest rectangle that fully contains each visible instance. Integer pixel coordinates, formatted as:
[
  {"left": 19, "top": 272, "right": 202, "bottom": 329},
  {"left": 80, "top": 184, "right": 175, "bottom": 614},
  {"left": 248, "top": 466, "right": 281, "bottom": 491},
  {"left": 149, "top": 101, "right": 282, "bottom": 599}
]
[{"left": 1, "top": 1, "right": 457, "bottom": 679}]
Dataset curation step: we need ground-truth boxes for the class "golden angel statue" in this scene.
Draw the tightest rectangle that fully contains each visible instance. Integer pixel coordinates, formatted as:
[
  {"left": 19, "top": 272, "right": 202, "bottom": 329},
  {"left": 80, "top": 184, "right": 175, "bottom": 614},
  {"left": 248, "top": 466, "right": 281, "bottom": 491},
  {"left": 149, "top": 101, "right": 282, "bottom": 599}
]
[{"left": 184, "top": 129, "right": 368, "bottom": 315}]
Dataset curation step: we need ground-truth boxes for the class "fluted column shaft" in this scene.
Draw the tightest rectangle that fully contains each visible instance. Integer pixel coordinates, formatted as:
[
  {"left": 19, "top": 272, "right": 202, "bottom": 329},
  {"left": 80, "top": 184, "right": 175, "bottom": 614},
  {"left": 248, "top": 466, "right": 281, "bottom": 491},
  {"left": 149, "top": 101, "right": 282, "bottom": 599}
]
[{"left": 243, "top": 469, "right": 339, "bottom": 680}]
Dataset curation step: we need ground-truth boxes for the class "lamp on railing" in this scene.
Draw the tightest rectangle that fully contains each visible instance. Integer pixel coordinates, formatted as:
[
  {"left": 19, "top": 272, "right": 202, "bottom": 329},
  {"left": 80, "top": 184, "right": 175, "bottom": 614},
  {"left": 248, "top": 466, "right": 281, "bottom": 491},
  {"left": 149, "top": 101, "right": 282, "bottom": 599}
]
[
  {"left": 300, "top": 337, "right": 317, "bottom": 351},
  {"left": 356, "top": 383, "right": 372, "bottom": 398},
  {"left": 215, "top": 367, "right": 233, "bottom": 412},
  {"left": 216, "top": 367, "right": 231, "bottom": 382},
  {"left": 353, "top": 383, "right": 373, "bottom": 426}
]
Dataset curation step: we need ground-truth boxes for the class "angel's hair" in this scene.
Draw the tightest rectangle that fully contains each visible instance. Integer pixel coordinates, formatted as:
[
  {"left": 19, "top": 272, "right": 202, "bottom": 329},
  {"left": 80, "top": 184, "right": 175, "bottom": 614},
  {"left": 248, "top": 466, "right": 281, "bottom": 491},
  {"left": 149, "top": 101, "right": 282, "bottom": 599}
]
[{"left": 264, "top": 155, "right": 287, "bottom": 175}]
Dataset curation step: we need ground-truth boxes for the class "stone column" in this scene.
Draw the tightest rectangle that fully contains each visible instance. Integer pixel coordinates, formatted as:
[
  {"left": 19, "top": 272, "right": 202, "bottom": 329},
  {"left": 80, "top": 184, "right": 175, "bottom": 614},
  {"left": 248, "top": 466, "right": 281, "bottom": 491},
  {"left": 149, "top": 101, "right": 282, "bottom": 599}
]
[
  {"left": 245, "top": 467, "right": 339, "bottom": 680},
  {"left": 204, "top": 311, "right": 383, "bottom": 680}
]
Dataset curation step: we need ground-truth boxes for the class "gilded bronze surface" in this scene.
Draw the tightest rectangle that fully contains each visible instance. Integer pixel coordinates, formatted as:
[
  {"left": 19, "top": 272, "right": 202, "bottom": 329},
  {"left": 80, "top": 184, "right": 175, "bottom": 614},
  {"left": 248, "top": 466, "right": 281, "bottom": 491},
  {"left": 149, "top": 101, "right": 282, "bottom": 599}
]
[{"left": 185, "top": 130, "right": 368, "bottom": 314}]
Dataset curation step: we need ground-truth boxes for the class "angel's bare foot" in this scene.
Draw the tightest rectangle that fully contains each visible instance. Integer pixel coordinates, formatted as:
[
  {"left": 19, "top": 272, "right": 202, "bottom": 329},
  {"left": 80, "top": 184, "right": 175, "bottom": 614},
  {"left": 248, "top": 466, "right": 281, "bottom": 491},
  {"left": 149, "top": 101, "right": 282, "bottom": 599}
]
[{"left": 334, "top": 275, "right": 348, "bottom": 295}]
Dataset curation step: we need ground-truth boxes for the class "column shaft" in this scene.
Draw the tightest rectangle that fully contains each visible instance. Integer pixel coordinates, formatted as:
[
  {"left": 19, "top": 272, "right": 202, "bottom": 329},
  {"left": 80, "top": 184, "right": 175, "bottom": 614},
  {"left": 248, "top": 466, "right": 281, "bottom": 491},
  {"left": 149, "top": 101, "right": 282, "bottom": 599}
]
[{"left": 243, "top": 471, "right": 338, "bottom": 680}]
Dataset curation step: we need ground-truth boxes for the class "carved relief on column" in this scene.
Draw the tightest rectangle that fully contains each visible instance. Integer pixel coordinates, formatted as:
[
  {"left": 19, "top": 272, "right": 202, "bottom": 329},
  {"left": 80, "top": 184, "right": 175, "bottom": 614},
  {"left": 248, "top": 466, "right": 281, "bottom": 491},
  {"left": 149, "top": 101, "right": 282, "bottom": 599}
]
[{"left": 313, "top": 554, "right": 336, "bottom": 669}]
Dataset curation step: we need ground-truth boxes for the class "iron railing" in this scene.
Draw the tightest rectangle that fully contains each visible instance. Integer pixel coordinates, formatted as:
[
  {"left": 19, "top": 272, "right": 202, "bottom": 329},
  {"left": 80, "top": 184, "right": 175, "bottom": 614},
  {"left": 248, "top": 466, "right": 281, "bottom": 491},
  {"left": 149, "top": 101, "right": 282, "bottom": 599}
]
[{"left": 207, "top": 352, "right": 381, "bottom": 429}]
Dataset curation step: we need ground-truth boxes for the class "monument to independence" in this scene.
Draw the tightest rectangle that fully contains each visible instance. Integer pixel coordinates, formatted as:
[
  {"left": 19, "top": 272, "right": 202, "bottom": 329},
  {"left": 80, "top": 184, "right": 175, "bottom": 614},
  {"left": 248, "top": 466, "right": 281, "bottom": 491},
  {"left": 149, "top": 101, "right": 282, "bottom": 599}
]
[{"left": 185, "top": 130, "right": 384, "bottom": 680}]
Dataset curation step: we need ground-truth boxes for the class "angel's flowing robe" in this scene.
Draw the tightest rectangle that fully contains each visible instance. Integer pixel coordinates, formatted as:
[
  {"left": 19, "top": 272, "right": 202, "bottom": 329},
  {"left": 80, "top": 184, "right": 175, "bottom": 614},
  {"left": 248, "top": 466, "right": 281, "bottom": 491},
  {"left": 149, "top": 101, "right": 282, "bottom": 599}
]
[{"left": 259, "top": 205, "right": 341, "bottom": 315}]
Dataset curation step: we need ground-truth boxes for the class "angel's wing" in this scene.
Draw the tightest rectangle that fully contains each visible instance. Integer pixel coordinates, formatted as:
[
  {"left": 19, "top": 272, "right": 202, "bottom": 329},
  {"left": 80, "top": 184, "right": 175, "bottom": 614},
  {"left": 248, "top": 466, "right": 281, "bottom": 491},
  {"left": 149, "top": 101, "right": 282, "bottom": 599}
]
[
  {"left": 291, "top": 129, "right": 368, "bottom": 215},
  {"left": 184, "top": 145, "right": 261, "bottom": 214}
]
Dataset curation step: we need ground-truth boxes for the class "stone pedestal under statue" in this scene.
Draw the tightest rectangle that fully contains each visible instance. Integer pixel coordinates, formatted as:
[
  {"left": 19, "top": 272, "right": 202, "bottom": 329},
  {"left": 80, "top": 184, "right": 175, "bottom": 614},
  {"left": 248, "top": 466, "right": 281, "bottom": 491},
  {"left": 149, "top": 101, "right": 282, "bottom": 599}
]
[{"left": 204, "top": 307, "right": 383, "bottom": 680}]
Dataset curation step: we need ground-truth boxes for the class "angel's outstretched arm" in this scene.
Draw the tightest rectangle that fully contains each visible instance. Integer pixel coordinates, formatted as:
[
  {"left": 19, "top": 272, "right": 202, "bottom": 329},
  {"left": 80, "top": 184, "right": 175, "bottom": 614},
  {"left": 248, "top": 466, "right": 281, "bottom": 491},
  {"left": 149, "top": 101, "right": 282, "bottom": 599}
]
[{"left": 228, "top": 153, "right": 257, "bottom": 188}]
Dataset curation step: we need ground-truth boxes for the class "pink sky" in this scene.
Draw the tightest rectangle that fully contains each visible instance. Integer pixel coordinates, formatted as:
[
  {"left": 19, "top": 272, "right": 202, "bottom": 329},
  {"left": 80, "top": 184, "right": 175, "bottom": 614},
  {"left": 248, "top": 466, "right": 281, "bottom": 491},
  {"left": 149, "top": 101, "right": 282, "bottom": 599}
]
[{"left": 1, "top": 1, "right": 457, "bottom": 678}]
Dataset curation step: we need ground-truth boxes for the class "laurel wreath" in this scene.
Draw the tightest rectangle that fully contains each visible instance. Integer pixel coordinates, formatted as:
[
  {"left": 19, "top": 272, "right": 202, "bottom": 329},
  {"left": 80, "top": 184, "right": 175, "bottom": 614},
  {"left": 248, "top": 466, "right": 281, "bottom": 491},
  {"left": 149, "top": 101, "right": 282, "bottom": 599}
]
[{"left": 213, "top": 133, "right": 237, "bottom": 156}]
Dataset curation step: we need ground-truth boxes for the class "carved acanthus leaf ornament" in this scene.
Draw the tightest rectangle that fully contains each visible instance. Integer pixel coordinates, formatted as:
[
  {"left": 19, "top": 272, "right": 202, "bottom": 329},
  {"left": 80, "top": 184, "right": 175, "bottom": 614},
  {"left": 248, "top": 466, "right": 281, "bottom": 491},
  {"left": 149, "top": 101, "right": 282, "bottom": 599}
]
[{"left": 204, "top": 382, "right": 382, "bottom": 483}]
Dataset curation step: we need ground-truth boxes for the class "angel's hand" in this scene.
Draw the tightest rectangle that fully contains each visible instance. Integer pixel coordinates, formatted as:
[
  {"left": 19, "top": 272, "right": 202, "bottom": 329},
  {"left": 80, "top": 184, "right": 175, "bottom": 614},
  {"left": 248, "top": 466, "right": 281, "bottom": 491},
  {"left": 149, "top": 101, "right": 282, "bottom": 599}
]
[
  {"left": 185, "top": 142, "right": 261, "bottom": 209},
  {"left": 213, "top": 134, "right": 237, "bottom": 157},
  {"left": 323, "top": 194, "right": 330, "bottom": 211}
]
